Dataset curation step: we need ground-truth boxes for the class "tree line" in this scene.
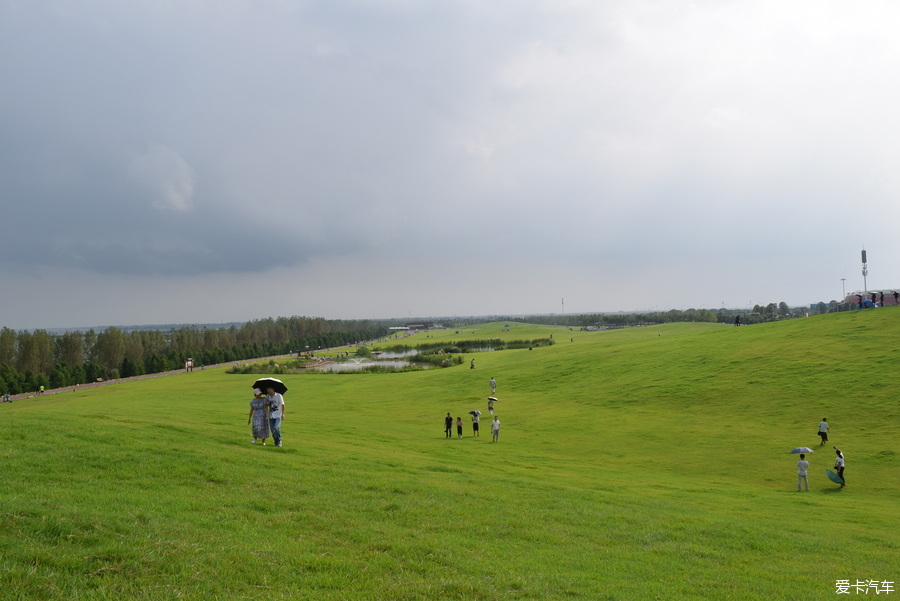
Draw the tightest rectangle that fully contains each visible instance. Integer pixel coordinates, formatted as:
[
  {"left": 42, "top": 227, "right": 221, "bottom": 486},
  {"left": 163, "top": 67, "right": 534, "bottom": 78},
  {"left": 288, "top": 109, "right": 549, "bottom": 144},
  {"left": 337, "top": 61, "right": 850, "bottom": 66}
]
[
  {"left": 0, "top": 317, "right": 388, "bottom": 395},
  {"left": 493, "top": 304, "right": 837, "bottom": 328}
]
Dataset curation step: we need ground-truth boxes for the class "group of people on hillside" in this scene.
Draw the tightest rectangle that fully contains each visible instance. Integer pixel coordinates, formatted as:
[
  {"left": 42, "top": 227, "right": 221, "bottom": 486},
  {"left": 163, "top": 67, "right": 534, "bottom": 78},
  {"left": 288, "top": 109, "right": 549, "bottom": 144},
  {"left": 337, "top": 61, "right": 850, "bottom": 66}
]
[
  {"left": 446, "top": 411, "right": 501, "bottom": 442},
  {"left": 444, "top": 376, "right": 501, "bottom": 443},
  {"left": 855, "top": 291, "right": 899, "bottom": 308},
  {"left": 795, "top": 417, "right": 845, "bottom": 491},
  {"left": 248, "top": 386, "right": 285, "bottom": 447}
]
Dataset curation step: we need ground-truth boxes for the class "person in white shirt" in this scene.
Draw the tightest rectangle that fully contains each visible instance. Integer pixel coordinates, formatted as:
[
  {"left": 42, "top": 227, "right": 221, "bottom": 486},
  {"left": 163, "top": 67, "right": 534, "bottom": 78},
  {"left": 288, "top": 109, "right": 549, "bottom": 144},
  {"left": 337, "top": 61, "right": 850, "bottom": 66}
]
[
  {"left": 266, "top": 387, "right": 285, "bottom": 448},
  {"left": 796, "top": 453, "right": 809, "bottom": 491},
  {"left": 491, "top": 416, "right": 500, "bottom": 443},
  {"left": 818, "top": 418, "right": 829, "bottom": 445}
]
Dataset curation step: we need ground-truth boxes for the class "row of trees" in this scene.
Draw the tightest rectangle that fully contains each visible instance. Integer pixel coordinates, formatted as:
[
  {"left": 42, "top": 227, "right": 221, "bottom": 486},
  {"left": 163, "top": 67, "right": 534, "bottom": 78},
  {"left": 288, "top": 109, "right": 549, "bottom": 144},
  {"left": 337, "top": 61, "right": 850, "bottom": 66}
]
[
  {"left": 494, "top": 304, "right": 831, "bottom": 328},
  {"left": 0, "top": 317, "right": 388, "bottom": 395},
  {"left": 495, "top": 309, "right": 724, "bottom": 328}
]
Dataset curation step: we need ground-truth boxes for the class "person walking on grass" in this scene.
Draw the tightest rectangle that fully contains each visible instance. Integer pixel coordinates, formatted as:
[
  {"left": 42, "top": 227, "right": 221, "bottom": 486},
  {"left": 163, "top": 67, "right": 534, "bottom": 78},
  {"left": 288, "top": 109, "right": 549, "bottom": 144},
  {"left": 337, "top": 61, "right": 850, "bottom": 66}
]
[
  {"left": 489, "top": 377, "right": 496, "bottom": 394},
  {"left": 834, "top": 448, "right": 845, "bottom": 488},
  {"left": 456, "top": 416, "right": 463, "bottom": 439},
  {"left": 796, "top": 453, "right": 809, "bottom": 491},
  {"left": 248, "top": 388, "right": 270, "bottom": 445},
  {"left": 266, "top": 386, "right": 285, "bottom": 448},
  {"left": 472, "top": 413, "right": 480, "bottom": 437},
  {"left": 445, "top": 413, "right": 453, "bottom": 438},
  {"left": 488, "top": 397, "right": 495, "bottom": 415},
  {"left": 818, "top": 418, "right": 829, "bottom": 445},
  {"left": 492, "top": 416, "right": 500, "bottom": 443}
]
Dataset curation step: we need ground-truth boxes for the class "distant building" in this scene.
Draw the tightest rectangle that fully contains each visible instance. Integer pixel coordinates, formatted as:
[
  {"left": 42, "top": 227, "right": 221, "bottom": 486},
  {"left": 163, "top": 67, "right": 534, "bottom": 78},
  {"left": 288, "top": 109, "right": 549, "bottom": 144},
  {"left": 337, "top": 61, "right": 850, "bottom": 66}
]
[{"left": 405, "top": 322, "right": 435, "bottom": 330}]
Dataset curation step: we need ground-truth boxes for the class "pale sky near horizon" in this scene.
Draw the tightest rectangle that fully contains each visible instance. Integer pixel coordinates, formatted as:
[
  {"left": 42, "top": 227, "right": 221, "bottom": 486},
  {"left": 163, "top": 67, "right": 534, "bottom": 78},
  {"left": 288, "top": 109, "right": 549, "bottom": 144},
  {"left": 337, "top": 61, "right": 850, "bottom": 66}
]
[{"left": 2, "top": 1, "right": 899, "bottom": 330}]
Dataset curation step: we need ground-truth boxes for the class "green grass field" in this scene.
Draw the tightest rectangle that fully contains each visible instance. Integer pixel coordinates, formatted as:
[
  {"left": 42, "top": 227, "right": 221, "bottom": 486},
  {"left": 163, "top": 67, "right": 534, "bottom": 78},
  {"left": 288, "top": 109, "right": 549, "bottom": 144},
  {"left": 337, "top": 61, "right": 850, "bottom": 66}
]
[{"left": 1, "top": 314, "right": 898, "bottom": 600}]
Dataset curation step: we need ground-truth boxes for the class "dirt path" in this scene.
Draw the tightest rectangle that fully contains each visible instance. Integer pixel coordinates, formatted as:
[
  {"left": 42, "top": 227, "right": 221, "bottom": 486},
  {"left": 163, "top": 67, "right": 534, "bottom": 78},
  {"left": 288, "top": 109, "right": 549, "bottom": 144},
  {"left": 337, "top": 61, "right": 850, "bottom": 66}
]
[{"left": 2, "top": 356, "right": 287, "bottom": 402}]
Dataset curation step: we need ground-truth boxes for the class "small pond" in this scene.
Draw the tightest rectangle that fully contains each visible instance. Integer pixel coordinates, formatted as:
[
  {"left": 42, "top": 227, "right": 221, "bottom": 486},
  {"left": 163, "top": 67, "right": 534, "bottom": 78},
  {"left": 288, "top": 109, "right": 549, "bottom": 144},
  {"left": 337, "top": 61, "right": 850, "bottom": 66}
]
[
  {"left": 310, "top": 359, "right": 431, "bottom": 372},
  {"left": 372, "top": 349, "right": 420, "bottom": 359}
]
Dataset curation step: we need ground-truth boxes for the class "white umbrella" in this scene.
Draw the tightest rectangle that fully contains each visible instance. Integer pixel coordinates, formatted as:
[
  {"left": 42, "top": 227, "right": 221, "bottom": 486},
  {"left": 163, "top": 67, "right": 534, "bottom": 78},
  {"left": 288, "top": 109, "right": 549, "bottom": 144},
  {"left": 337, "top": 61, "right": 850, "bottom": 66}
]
[{"left": 789, "top": 447, "right": 815, "bottom": 454}]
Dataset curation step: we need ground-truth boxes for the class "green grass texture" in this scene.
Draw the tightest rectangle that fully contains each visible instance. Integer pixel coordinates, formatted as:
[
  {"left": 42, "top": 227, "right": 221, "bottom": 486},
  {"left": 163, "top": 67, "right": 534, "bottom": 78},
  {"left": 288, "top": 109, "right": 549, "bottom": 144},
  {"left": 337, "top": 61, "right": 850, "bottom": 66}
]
[{"left": 1, "top": 313, "right": 898, "bottom": 600}]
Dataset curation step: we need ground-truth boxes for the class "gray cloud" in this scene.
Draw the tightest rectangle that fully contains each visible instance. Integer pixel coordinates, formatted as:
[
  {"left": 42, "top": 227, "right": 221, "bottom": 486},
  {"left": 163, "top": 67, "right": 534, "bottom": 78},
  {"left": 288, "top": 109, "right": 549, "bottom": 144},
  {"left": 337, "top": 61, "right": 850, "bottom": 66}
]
[
  {"left": 2, "top": 0, "right": 900, "bottom": 327},
  {"left": 128, "top": 145, "right": 195, "bottom": 213}
]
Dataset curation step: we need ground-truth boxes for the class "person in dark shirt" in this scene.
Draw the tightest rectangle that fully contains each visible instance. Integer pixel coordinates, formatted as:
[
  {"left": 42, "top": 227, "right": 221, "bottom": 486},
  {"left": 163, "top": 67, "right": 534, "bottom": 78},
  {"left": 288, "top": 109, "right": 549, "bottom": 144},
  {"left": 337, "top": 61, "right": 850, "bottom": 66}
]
[{"left": 444, "top": 413, "right": 453, "bottom": 438}]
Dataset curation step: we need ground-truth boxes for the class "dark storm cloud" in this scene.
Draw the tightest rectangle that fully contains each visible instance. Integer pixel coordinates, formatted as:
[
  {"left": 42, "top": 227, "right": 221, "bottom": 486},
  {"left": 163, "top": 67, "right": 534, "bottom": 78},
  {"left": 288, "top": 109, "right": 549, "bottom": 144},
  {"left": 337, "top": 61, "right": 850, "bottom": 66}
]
[{"left": 0, "top": 0, "right": 536, "bottom": 277}]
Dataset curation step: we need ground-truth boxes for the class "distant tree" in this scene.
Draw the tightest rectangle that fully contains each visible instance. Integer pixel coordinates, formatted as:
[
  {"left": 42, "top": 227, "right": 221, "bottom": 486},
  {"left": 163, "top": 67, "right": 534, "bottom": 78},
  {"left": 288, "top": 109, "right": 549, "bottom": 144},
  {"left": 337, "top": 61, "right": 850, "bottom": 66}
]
[
  {"left": 145, "top": 354, "right": 169, "bottom": 374},
  {"left": 49, "top": 362, "right": 73, "bottom": 389},
  {"left": 83, "top": 329, "right": 98, "bottom": 363},
  {"left": 202, "top": 328, "right": 221, "bottom": 351},
  {"left": 71, "top": 364, "right": 87, "bottom": 385},
  {"left": 34, "top": 373, "right": 49, "bottom": 392},
  {"left": 120, "top": 357, "right": 141, "bottom": 378},
  {"left": 15, "top": 330, "right": 56, "bottom": 375},
  {"left": 95, "top": 327, "right": 126, "bottom": 373},
  {"left": 22, "top": 369, "right": 37, "bottom": 393},
  {"left": 83, "top": 361, "right": 105, "bottom": 382},
  {"left": 0, "top": 327, "right": 16, "bottom": 367},
  {"left": 15, "top": 331, "right": 35, "bottom": 374},
  {"left": 0, "top": 363, "right": 22, "bottom": 394},
  {"left": 695, "top": 309, "right": 718, "bottom": 323},
  {"left": 123, "top": 332, "right": 145, "bottom": 369},
  {"left": 779, "top": 302, "right": 790, "bottom": 317},
  {"left": 816, "top": 302, "right": 828, "bottom": 314},
  {"left": 56, "top": 331, "right": 85, "bottom": 368}
]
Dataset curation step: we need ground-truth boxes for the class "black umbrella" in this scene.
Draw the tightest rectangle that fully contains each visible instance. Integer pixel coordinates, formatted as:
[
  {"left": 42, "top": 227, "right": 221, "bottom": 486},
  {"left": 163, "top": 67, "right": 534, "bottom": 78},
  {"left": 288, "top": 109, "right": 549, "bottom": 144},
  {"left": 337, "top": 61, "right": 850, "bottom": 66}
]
[
  {"left": 468, "top": 410, "right": 481, "bottom": 415},
  {"left": 253, "top": 377, "right": 287, "bottom": 394}
]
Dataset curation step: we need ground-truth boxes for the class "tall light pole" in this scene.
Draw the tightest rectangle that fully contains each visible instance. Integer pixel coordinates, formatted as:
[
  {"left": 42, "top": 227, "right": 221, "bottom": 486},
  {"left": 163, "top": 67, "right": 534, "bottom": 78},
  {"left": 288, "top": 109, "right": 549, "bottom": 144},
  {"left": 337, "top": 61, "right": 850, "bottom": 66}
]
[
  {"left": 861, "top": 249, "right": 868, "bottom": 298},
  {"left": 841, "top": 278, "right": 846, "bottom": 300}
]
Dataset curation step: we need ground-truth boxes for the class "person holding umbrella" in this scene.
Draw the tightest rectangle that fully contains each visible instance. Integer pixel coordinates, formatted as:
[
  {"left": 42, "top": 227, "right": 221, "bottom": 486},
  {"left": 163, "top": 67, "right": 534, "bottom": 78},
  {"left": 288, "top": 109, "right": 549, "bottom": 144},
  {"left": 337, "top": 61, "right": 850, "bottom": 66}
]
[
  {"left": 834, "top": 447, "right": 845, "bottom": 488},
  {"left": 470, "top": 410, "right": 481, "bottom": 437},
  {"left": 266, "top": 385, "right": 285, "bottom": 448},
  {"left": 253, "top": 378, "right": 287, "bottom": 448},
  {"left": 248, "top": 388, "right": 271, "bottom": 445}
]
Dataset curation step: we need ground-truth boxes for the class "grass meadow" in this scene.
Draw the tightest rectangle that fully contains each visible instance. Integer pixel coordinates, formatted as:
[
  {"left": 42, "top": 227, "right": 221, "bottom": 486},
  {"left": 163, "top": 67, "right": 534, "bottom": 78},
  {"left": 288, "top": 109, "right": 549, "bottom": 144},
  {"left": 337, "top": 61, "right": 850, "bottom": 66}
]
[{"left": 1, "top": 313, "right": 898, "bottom": 600}]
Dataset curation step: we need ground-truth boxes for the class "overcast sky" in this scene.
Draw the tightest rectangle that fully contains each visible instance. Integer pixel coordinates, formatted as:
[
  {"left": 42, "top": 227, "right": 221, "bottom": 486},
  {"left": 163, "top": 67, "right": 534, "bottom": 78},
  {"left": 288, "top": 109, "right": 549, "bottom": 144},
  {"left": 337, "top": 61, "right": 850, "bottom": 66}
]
[{"left": 2, "top": 0, "right": 899, "bottom": 329}]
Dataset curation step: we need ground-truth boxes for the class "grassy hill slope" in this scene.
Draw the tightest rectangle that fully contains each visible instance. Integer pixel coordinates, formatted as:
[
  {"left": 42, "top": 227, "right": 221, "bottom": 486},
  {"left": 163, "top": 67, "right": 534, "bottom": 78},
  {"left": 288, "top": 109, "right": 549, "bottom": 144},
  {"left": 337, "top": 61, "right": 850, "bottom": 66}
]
[{"left": 1, "top": 313, "right": 898, "bottom": 600}]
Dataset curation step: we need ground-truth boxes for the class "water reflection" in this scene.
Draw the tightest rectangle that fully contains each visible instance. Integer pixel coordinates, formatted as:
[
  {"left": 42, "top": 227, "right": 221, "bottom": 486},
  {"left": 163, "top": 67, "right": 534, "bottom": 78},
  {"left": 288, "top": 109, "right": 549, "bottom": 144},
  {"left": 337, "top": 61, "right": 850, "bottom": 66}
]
[
  {"left": 311, "top": 359, "right": 430, "bottom": 372},
  {"left": 373, "top": 349, "right": 420, "bottom": 359}
]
